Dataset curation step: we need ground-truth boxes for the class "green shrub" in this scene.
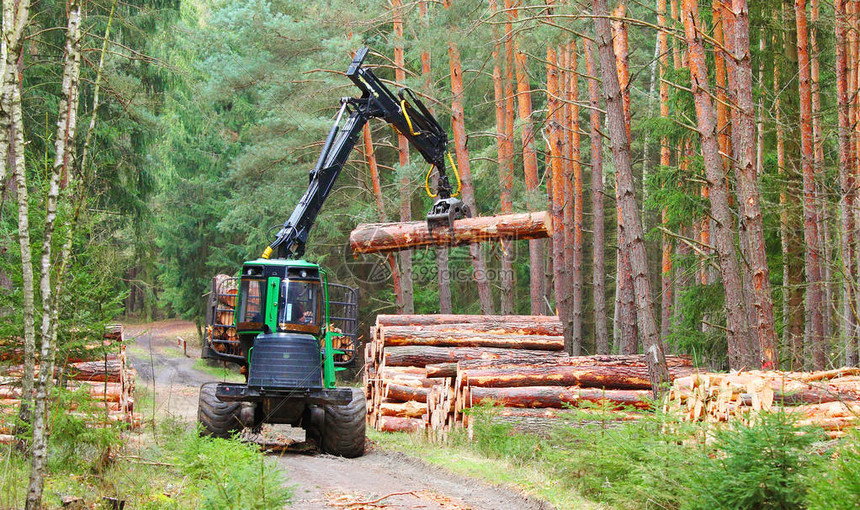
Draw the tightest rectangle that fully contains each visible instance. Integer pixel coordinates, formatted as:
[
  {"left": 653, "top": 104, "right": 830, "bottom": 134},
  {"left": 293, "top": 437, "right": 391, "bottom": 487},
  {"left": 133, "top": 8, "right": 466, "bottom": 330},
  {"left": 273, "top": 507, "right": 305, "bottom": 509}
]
[
  {"left": 683, "top": 411, "right": 824, "bottom": 510},
  {"left": 178, "top": 428, "right": 293, "bottom": 510},
  {"left": 806, "top": 431, "right": 860, "bottom": 510}
]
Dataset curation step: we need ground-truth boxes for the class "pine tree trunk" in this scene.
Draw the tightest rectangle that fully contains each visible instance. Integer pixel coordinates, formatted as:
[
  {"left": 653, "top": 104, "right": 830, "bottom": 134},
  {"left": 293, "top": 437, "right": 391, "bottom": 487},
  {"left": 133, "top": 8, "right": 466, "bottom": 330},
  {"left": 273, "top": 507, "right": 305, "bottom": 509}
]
[
  {"left": 448, "top": 41, "right": 494, "bottom": 314},
  {"left": 491, "top": 0, "right": 515, "bottom": 315},
  {"left": 836, "top": 0, "right": 858, "bottom": 366},
  {"left": 658, "top": 0, "right": 672, "bottom": 342},
  {"left": 795, "top": 0, "right": 826, "bottom": 370},
  {"left": 500, "top": 0, "right": 518, "bottom": 315},
  {"left": 728, "top": 0, "right": 778, "bottom": 368},
  {"left": 363, "top": 125, "right": 404, "bottom": 308},
  {"left": 681, "top": 0, "right": 753, "bottom": 370},
  {"left": 610, "top": 9, "right": 638, "bottom": 354},
  {"left": 547, "top": 46, "right": 569, "bottom": 351},
  {"left": 585, "top": 40, "right": 609, "bottom": 354},
  {"left": 510, "top": 1, "right": 546, "bottom": 315},
  {"left": 567, "top": 42, "right": 583, "bottom": 355},
  {"left": 810, "top": 0, "right": 832, "bottom": 346},
  {"left": 27, "top": 3, "right": 82, "bottom": 506},
  {"left": 392, "top": 0, "right": 414, "bottom": 314},
  {"left": 592, "top": 0, "right": 670, "bottom": 393}
]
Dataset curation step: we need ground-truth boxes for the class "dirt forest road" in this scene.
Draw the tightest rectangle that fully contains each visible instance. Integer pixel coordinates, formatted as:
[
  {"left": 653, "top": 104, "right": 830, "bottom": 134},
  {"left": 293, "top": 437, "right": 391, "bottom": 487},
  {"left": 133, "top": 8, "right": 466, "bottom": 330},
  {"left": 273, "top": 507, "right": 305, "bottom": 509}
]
[{"left": 124, "top": 320, "right": 551, "bottom": 510}]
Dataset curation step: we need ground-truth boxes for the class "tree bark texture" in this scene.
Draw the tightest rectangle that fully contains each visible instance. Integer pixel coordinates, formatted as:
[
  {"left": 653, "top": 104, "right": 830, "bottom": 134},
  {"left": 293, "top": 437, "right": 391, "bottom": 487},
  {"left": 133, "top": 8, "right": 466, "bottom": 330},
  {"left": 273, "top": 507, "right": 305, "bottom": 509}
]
[
  {"left": 658, "top": 0, "right": 673, "bottom": 342},
  {"left": 490, "top": 0, "right": 515, "bottom": 315},
  {"left": 681, "top": 0, "right": 752, "bottom": 370},
  {"left": 349, "top": 211, "right": 552, "bottom": 254},
  {"left": 585, "top": 39, "right": 609, "bottom": 355},
  {"left": 547, "top": 46, "right": 571, "bottom": 352},
  {"left": 567, "top": 41, "right": 584, "bottom": 356},
  {"left": 511, "top": 1, "right": 546, "bottom": 315},
  {"left": 392, "top": 0, "right": 414, "bottom": 314},
  {"left": 379, "top": 328, "right": 564, "bottom": 350},
  {"left": 610, "top": 10, "right": 638, "bottom": 355},
  {"left": 461, "top": 364, "right": 688, "bottom": 390},
  {"left": 385, "top": 346, "right": 568, "bottom": 368},
  {"left": 836, "top": 0, "right": 858, "bottom": 366},
  {"left": 465, "top": 386, "right": 653, "bottom": 410},
  {"left": 593, "top": 0, "right": 671, "bottom": 393},
  {"left": 28, "top": 3, "right": 82, "bottom": 506},
  {"left": 448, "top": 40, "right": 494, "bottom": 314},
  {"left": 376, "top": 313, "right": 562, "bottom": 330},
  {"left": 729, "top": 0, "right": 779, "bottom": 369},
  {"left": 795, "top": 0, "right": 826, "bottom": 370}
]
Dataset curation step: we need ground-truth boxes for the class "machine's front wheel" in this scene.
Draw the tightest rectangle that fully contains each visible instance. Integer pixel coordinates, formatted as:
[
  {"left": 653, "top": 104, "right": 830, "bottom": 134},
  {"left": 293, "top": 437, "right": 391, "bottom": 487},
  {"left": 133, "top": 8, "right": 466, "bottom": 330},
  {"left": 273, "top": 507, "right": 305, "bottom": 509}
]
[
  {"left": 197, "top": 382, "right": 245, "bottom": 438},
  {"left": 321, "top": 388, "right": 366, "bottom": 458}
]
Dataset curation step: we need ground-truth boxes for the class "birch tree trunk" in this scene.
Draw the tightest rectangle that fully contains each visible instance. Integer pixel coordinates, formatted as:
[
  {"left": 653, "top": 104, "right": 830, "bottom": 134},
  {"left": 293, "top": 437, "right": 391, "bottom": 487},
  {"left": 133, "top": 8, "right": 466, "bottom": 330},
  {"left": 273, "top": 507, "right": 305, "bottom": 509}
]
[
  {"left": 728, "top": 0, "right": 778, "bottom": 368},
  {"left": 836, "top": 0, "right": 858, "bottom": 366},
  {"left": 681, "top": 0, "right": 753, "bottom": 370},
  {"left": 448, "top": 41, "right": 494, "bottom": 314},
  {"left": 592, "top": 0, "right": 670, "bottom": 393},
  {"left": 27, "top": 2, "right": 82, "bottom": 506},
  {"left": 391, "top": 0, "right": 414, "bottom": 314},
  {"left": 795, "top": 0, "right": 826, "bottom": 370},
  {"left": 585, "top": 39, "right": 609, "bottom": 354},
  {"left": 0, "top": 0, "right": 31, "bottom": 192},
  {"left": 4, "top": 0, "right": 33, "bottom": 427}
]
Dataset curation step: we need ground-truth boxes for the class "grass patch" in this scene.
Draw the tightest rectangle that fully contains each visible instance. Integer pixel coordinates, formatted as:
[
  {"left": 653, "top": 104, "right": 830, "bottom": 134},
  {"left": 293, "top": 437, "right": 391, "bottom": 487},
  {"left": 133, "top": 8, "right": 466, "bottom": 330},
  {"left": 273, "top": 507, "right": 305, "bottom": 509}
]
[
  {"left": 192, "top": 359, "right": 245, "bottom": 383},
  {"left": 1, "top": 413, "right": 291, "bottom": 509},
  {"left": 372, "top": 405, "right": 860, "bottom": 510}
]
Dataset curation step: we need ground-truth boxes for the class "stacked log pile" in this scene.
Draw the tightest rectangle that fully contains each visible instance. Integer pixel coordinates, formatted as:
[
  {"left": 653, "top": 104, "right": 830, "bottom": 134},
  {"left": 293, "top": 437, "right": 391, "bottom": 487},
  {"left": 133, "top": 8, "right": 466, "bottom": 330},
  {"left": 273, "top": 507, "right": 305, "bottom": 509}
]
[
  {"left": 363, "top": 314, "right": 694, "bottom": 435},
  {"left": 0, "top": 325, "right": 138, "bottom": 443},
  {"left": 663, "top": 369, "right": 860, "bottom": 439},
  {"left": 206, "top": 274, "right": 239, "bottom": 355}
]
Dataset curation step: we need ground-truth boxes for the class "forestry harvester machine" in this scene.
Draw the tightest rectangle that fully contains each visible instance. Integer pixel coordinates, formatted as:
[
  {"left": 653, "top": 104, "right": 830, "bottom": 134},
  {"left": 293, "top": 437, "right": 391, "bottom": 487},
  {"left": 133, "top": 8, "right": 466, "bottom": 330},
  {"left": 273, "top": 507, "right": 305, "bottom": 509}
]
[{"left": 197, "top": 48, "right": 468, "bottom": 457}]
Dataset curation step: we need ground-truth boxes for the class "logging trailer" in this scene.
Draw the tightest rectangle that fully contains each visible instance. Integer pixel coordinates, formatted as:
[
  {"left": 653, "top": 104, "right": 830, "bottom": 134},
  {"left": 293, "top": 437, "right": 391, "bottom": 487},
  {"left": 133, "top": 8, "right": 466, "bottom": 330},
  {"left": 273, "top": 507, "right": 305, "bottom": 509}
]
[{"left": 197, "top": 48, "right": 468, "bottom": 457}]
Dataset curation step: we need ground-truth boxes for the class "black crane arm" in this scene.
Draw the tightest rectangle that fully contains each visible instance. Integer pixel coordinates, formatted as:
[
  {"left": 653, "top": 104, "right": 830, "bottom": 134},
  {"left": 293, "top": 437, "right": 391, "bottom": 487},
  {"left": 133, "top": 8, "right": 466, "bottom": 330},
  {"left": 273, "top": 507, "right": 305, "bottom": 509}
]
[{"left": 263, "top": 48, "right": 468, "bottom": 260}]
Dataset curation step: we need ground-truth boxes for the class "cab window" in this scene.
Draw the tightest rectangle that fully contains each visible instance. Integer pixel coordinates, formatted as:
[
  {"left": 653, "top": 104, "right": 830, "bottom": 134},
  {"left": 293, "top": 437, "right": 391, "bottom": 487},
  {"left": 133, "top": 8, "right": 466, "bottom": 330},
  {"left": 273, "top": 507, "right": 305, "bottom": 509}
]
[
  {"left": 279, "top": 279, "right": 320, "bottom": 330},
  {"left": 238, "top": 279, "right": 265, "bottom": 324}
]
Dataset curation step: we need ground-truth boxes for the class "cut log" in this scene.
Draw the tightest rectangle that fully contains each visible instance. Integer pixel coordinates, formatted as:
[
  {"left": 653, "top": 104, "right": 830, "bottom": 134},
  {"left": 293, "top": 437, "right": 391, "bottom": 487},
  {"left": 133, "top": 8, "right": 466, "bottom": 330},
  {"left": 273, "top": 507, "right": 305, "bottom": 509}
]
[
  {"left": 445, "top": 354, "right": 694, "bottom": 376},
  {"left": 380, "top": 328, "right": 564, "bottom": 350},
  {"left": 465, "top": 386, "right": 654, "bottom": 409},
  {"left": 377, "top": 415, "right": 426, "bottom": 433},
  {"left": 377, "top": 314, "right": 561, "bottom": 332},
  {"left": 379, "top": 400, "right": 426, "bottom": 418},
  {"left": 384, "top": 384, "right": 430, "bottom": 403},
  {"left": 385, "top": 346, "right": 568, "bottom": 368},
  {"left": 350, "top": 211, "right": 552, "bottom": 254},
  {"left": 377, "top": 321, "right": 563, "bottom": 337},
  {"left": 66, "top": 360, "right": 124, "bottom": 382},
  {"left": 460, "top": 365, "right": 666, "bottom": 390}
]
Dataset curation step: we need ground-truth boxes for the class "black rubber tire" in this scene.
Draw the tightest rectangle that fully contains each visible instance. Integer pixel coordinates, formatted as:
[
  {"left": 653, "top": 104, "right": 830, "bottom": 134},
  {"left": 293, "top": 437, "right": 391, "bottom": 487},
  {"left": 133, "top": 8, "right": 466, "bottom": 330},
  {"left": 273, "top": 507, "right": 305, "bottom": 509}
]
[
  {"left": 321, "top": 388, "right": 366, "bottom": 458},
  {"left": 197, "top": 382, "right": 244, "bottom": 438}
]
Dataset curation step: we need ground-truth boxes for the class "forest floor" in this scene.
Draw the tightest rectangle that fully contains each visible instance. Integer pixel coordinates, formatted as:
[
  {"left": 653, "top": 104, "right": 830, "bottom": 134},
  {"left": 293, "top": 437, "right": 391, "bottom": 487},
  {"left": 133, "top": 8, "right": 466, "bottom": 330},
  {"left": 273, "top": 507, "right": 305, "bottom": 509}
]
[{"left": 123, "top": 320, "right": 550, "bottom": 510}]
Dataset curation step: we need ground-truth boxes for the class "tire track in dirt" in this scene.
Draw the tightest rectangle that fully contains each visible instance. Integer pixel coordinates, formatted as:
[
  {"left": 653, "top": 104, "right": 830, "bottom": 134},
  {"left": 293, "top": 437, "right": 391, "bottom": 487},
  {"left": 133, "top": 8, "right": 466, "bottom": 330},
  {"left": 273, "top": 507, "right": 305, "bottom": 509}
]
[{"left": 124, "top": 320, "right": 553, "bottom": 510}]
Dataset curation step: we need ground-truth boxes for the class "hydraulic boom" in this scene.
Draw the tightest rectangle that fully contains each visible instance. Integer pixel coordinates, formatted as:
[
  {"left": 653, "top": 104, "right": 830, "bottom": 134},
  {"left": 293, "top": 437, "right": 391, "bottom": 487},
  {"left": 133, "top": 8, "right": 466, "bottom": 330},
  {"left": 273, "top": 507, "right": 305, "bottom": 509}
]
[{"left": 263, "top": 47, "right": 469, "bottom": 260}]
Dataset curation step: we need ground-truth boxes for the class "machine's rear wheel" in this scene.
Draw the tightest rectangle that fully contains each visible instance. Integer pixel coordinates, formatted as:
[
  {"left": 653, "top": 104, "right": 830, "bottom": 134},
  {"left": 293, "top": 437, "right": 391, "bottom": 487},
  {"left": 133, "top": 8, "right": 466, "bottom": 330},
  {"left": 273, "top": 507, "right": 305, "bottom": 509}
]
[
  {"left": 197, "top": 382, "right": 244, "bottom": 438},
  {"left": 321, "top": 388, "right": 366, "bottom": 458}
]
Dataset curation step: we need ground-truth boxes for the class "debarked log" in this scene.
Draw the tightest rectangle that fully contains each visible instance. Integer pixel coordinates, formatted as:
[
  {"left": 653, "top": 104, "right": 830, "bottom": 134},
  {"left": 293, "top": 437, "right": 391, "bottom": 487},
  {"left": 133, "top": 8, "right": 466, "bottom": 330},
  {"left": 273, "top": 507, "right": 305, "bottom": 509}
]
[{"left": 350, "top": 211, "right": 552, "bottom": 254}]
